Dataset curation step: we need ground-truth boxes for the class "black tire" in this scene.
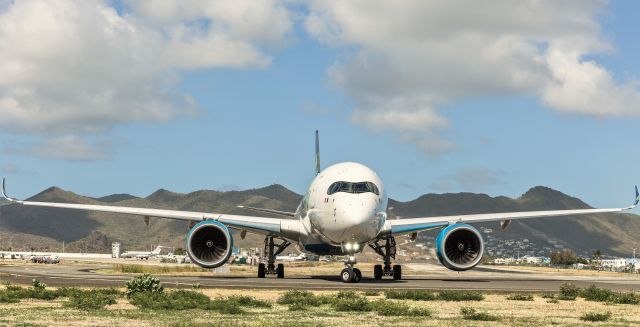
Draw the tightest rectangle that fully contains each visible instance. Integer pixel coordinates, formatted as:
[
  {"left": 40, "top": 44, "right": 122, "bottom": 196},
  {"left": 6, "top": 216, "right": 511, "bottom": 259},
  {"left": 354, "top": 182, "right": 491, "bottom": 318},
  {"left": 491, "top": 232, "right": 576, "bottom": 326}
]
[
  {"left": 276, "top": 263, "right": 285, "bottom": 278},
  {"left": 258, "top": 263, "right": 266, "bottom": 278},
  {"left": 340, "top": 268, "right": 354, "bottom": 283},
  {"left": 374, "top": 264, "right": 383, "bottom": 280},
  {"left": 353, "top": 268, "right": 362, "bottom": 282},
  {"left": 393, "top": 265, "right": 402, "bottom": 280}
]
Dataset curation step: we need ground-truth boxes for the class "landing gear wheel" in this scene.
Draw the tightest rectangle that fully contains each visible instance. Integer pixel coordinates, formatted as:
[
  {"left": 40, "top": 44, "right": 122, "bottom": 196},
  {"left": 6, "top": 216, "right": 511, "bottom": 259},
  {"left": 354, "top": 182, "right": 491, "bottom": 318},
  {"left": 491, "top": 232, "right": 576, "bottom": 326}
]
[
  {"left": 276, "top": 263, "right": 285, "bottom": 278},
  {"left": 374, "top": 264, "right": 383, "bottom": 280},
  {"left": 353, "top": 268, "right": 362, "bottom": 282},
  {"left": 258, "top": 263, "right": 265, "bottom": 278},
  {"left": 393, "top": 265, "right": 402, "bottom": 280},
  {"left": 341, "top": 268, "right": 355, "bottom": 283}
]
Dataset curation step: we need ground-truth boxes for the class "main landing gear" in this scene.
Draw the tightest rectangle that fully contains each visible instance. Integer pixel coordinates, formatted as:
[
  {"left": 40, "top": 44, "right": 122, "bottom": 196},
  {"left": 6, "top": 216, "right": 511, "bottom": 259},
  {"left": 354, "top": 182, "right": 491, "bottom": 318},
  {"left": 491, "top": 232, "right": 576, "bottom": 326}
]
[
  {"left": 369, "top": 236, "right": 402, "bottom": 280},
  {"left": 257, "top": 236, "right": 290, "bottom": 279},
  {"left": 341, "top": 256, "right": 362, "bottom": 283}
]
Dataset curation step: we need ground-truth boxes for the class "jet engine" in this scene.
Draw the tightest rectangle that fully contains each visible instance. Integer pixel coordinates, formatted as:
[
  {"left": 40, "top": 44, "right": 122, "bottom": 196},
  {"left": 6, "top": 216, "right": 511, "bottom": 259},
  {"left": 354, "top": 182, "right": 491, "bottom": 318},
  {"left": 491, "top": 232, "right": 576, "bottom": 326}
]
[
  {"left": 186, "top": 220, "right": 233, "bottom": 269},
  {"left": 435, "top": 223, "right": 484, "bottom": 271}
]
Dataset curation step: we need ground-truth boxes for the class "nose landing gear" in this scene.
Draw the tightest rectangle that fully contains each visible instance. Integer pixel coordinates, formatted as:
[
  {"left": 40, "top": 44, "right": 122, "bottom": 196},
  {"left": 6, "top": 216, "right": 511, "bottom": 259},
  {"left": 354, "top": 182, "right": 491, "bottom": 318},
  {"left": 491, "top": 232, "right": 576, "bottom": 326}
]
[
  {"left": 369, "top": 236, "right": 402, "bottom": 280},
  {"left": 341, "top": 256, "right": 362, "bottom": 283}
]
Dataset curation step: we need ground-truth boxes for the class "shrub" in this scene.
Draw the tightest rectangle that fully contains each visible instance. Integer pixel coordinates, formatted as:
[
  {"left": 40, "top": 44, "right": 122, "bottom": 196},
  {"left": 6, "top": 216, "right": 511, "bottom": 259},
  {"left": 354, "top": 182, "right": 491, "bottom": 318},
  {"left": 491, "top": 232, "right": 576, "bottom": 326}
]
[
  {"left": 373, "top": 300, "right": 432, "bottom": 317},
  {"left": 32, "top": 279, "right": 46, "bottom": 291},
  {"left": 332, "top": 297, "right": 372, "bottom": 312},
  {"left": 125, "top": 274, "right": 163, "bottom": 298},
  {"left": 130, "top": 290, "right": 209, "bottom": 310},
  {"left": 288, "top": 302, "right": 307, "bottom": 311},
  {"left": 64, "top": 291, "right": 117, "bottom": 310},
  {"left": 580, "top": 285, "right": 614, "bottom": 302},
  {"left": 336, "top": 290, "right": 360, "bottom": 300},
  {"left": 580, "top": 311, "right": 611, "bottom": 322},
  {"left": 207, "top": 299, "right": 245, "bottom": 314},
  {"left": 541, "top": 293, "right": 556, "bottom": 299},
  {"left": 460, "top": 307, "right": 500, "bottom": 321},
  {"left": 191, "top": 283, "right": 201, "bottom": 290},
  {"left": 558, "top": 282, "right": 579, "bottom": 300},
  {"left": 612, "top": 292, "right": 640, "bottom": 304},
  {"left": 0, "top": 291, "right": 19, "bottom": 303},
  {"left": 384, "top": 290, "right": 436, "bottom": 301},
  {"left": 277, "top": 290, "right": 319, "bottom": 306},
  {"left": 362, "top": 290, "right": 380, "bottom": 296},
  {"left": 438, "top": 291, "right": 484, "bottom": 301},
  {"left": 226, "top": 295, "right": 271, "bottom": 308},
  {"left": 507, "top": 294, "right": 534, "bottom": 301}
]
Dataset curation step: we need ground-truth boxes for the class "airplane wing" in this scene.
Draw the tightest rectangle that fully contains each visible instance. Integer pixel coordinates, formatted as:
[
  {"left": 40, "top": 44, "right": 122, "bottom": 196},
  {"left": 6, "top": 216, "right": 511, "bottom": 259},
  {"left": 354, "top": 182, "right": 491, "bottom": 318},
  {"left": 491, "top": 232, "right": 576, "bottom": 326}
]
[
  {"left": 236, "top": 205, "right": 295, "bottom": 217},
  {"left": 1, "top": 179, "right": 290, "bottom": 236},
  {"left": 383, "top": 186, "right": 639, "bottom": 235}
]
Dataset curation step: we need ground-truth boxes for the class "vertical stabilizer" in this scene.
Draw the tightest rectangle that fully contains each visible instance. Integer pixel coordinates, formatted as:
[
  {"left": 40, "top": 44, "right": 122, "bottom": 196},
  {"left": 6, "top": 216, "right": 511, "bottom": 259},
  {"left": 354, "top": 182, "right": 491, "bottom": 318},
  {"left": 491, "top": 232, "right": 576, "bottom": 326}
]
[{"left": 315, "top": 130, "right": 321, "bottom": 175}]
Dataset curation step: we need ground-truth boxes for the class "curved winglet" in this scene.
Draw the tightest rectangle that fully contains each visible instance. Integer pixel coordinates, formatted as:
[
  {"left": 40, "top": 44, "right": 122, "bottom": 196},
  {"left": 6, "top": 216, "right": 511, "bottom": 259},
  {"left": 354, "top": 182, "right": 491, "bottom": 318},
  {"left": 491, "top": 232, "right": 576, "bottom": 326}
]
[
  {"left": 635, "top": 185, "right": 639, "bottom": 207},
  {"left": 1, "top": 178, "right": 22, "bottom": 203}
]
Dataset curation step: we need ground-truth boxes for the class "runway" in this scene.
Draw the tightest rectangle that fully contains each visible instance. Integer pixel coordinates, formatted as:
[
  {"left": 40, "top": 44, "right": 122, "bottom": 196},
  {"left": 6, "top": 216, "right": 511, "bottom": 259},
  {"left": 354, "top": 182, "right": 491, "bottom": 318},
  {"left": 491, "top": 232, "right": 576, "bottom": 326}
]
[{"left": 1, "top": 263, "right": 639, "bottom": 292}]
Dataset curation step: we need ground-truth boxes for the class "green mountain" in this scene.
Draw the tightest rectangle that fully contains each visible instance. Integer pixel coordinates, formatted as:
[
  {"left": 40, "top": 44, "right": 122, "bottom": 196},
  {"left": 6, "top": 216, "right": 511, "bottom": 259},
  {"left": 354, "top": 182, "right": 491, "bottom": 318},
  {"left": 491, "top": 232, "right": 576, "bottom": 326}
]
[{"left": 0, "top": 185, "right": 637, "bottom": 257}]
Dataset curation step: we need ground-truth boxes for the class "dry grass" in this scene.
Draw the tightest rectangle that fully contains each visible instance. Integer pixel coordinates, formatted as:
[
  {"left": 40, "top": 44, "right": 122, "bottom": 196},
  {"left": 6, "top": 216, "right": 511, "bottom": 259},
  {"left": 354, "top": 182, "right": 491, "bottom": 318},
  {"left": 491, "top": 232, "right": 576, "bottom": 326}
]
[{"left": 0, "top": 286, "right": 638, "bottom": 326}]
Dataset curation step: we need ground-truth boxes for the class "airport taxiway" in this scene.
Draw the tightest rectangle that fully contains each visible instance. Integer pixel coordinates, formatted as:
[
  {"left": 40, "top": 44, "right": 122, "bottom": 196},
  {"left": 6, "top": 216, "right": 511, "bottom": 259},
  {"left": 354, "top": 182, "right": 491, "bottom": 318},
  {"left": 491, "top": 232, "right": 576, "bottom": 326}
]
[{"left": 1, "top": 262, "right": 639, "bottom": 291}]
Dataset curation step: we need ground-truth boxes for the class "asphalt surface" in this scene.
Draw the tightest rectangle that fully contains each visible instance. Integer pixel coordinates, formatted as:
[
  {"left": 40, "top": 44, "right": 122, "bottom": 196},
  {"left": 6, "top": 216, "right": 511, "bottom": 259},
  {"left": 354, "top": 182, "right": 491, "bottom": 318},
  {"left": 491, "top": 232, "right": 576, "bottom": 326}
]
[{"left": 1, "top": 263, "right": 639, "bottom": 291}]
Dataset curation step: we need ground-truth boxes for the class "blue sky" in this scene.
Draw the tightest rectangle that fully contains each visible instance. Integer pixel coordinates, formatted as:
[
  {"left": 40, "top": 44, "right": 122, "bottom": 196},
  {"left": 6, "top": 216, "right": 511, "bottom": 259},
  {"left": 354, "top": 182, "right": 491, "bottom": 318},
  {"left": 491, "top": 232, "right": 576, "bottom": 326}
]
[{"left": 1, "top": 1, "right": 639, "bottom": 208}]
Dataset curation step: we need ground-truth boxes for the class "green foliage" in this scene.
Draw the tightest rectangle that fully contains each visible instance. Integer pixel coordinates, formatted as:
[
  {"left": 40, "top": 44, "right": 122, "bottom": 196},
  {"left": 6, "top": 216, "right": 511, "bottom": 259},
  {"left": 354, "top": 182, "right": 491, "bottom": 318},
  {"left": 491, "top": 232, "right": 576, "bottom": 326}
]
[
  {"left": 541, "top": 293, "right": 556, "bottom": 299},
  {"left": 125, "top": 274, "right": 164, "bottom": 298},
  {"left": 277, "top": 290, "right": 320, "bottom": 306},
  {"left": 207, "top": 298, "right": 245, "bottom": 314},
  {"left": 130, "top": 290, "right": 209, "bottom": 310},
  {"left": 31, "top": 279, "right": 46, "bottom": 291},
  {"left": 460, "top": 307, "right": 500, "bottom": 321},
  {"left": 580, "top": 311, "right": 611, "bottom": 322},
  {"left": 373, "top": 300, "right": 432, "bottom": 317},
  {"left": 579, "top": 285, "right": 615, "bottom": 302},
  {"left": 64, "top": 291, "right": 117, "bottom": 310},
  {"left": 437, "top": 291, "right": 484, "bottom": 301},
  {"left": 506, "top": 294, "right": 534, "bottom": 301},
  {"left": 225, "top": 295, "right": 272, "bottom": 308},
  {"left": 0, "top": 291, "right": 19, "bottom": 303},
  {"left": 362, "top": 290, "right": 380, "bottom": 296},
  {"left": 336, "top": 290, "right": 360, "bottom": 299},
  {"left": 611, "top": 292, "right": 640, "bottom": 304},
  {"left": 384, "top": 290, "right": 436, "bottom": 301},
  {"left": 550, "top": 250, "right": 578, "bottom": 265},
  {"left": 288, "top": 302, "right": 307, "bottom": 311},
  {"left": 558, "top": 282, "right": 579, "bottom": 300},
  {"left": 191, "top": 283, "right": 201, "bottom": 290}
]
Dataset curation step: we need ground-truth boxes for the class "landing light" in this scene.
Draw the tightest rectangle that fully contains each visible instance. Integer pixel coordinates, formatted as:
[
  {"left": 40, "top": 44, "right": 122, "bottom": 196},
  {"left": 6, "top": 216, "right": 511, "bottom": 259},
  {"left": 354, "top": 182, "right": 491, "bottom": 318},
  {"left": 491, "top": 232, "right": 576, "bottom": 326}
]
[
  {"left": 353, "top": 243, "right": 360, "bottom": 250},
  {"left": 345, "top": 243, "right": 353, "bottom": 251}
]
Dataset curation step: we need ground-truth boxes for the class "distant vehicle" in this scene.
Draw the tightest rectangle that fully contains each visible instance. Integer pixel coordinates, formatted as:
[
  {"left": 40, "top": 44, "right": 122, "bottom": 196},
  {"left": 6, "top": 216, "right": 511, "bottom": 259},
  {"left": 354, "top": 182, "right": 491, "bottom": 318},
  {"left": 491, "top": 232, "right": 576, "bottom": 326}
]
[
  {"left": 121, "top": 245, "right": 164, "bottom": 260},
  {"left": 30, "top": 255, "right": 59, "bottom": 264},
  {"left": 276, "top": 253, "right": 307, "bottom": 262}
]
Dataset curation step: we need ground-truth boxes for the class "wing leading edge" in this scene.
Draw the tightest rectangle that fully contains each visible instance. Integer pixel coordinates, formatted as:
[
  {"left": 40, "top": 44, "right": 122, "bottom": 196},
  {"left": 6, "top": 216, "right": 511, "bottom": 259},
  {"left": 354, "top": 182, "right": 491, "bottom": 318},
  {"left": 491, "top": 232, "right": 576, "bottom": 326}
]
[
  {"left": 1, "top": 178, "right": 290, "bottom": 236},
  {"left": 383, "top": 185, "right": 639, "bottom": 235}
]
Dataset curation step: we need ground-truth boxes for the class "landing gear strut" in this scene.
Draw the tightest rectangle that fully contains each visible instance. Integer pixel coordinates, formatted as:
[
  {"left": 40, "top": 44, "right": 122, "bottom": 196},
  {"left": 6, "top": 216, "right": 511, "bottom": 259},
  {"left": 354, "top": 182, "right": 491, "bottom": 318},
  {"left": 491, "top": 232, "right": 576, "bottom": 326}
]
[
  {"left": 340, "top": 256, "right": 362, "bottom": 283},
  {"left": 258, "top": 236, "right": 290, "bottom": 278},
  {"left": 369, "top": 236, "right": 402, "bottom": 280}
]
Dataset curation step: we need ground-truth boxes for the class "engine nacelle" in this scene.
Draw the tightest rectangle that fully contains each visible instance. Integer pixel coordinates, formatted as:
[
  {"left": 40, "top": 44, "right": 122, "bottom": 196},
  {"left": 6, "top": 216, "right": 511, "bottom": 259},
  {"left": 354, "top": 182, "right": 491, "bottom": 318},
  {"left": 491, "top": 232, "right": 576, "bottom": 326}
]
[
  {"left": 186, "top": 220, "right": 233, "bottom": 269},
  {"left": 435, "top": 223, "right": 484, "bottom": 271}
]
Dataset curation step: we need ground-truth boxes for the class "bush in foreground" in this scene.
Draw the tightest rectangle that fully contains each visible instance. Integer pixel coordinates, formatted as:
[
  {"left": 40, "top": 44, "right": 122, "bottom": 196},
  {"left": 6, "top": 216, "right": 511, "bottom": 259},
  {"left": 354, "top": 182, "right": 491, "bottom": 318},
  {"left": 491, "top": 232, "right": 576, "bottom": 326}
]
[
  {"left": 385, "top": 290, "right": 436, "bottom": 301},
  {"left": 362, "top": 290, "right": 380, "bottom": 296},
  {"left": 373, "top": 300, "right": 432, "bottom": 317},
  {"left": 580, "top": 311, "right": 612, "bottom": 322},
  {"left": 125, "top": 274, "right": 164, "bottom": 298},
  {"left": 438, "top": 291, "right": 484, "bottom": 301},
  {"left": 130, "top": 290, "right": 209, "bottom": 310},
  {"left": 460, "top": 307, "right": 500, "bottom": 321},
  {"left": 580, "top": 285, "right": 615, "bottom": 302},
  {"left": 507, "top": 294, "right": 534, "bottom": 301},
  {"left": 558, "top": 282, "right": 579, "bottom": 300},
  {"left": 64, "top": 291, "right": 117, "bottom": 310}
]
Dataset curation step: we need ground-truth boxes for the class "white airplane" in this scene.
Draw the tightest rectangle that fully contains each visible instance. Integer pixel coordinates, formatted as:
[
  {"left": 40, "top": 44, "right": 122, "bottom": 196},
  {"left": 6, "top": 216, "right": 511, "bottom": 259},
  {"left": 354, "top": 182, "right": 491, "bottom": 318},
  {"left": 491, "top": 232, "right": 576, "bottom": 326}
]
[
  {"left": 121, "top": 245, "right": 165, "bottom": 260},
  {"left": 2, "top": 131, "right": 639, "bottom": 283},
  {"left": 276, "top": 253, "right": 307, "bottom": 262}
]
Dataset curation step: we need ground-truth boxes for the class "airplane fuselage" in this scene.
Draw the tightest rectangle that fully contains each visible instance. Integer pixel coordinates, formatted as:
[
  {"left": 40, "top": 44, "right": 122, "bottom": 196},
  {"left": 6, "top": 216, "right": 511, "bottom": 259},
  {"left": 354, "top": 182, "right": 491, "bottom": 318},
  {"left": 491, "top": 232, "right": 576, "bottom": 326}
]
[{"left": 292, "top": 162, "right": 388, "bottom": 255}]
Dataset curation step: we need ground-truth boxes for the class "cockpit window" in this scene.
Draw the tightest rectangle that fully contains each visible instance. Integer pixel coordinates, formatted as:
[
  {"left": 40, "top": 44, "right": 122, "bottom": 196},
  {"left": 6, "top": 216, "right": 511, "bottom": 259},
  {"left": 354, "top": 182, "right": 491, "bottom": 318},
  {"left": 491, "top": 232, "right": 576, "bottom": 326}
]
[{"left": 327, "top": 181, "right": 379, "bottom": 195}]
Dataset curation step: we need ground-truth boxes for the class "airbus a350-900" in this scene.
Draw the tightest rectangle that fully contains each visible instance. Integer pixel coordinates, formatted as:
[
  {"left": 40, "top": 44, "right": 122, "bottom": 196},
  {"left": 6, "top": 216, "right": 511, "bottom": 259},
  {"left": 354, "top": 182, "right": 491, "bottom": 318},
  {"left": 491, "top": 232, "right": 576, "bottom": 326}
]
[{"left": 2, "top": 132, "right": 638, "bottom": 283}]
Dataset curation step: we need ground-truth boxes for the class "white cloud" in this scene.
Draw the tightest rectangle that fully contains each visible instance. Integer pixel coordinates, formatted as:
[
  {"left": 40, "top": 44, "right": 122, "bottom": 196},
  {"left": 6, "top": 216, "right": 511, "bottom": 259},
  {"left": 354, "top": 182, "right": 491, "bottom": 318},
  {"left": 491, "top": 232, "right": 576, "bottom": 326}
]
[
  {"left": 306, "top": 0, "right": 640, "bottom": 156},
  {"left": 0, "top": 0, "right": 293, "bottom": 159},
  {"left": 30, "top": 135, "right": 112, "bottom": 161}
]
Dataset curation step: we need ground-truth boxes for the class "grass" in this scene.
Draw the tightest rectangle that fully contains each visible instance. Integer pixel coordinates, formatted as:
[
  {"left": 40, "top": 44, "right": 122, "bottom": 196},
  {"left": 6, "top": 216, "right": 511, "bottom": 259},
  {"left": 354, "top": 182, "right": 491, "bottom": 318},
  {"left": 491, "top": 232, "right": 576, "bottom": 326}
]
[
  {"left": 112, "top": 264, "right": 208, "bottom": 274},
  {"left": 64, "top": 291, "right": 117, "bottom": 310},
  {"left": 372, "top": 300, "right": 432, "bottom": 317},
  {"left": 460, "top": 307, "right": 500, "bottom": 321},
  {"left": 507, "top": 294, "right": 534, "bottom": 301},
  {"left": 362, "top": 290, "right": 380, "bottom": 296},
  {"left": 580, "top": 311, "right": 612, "bottom": 322}
]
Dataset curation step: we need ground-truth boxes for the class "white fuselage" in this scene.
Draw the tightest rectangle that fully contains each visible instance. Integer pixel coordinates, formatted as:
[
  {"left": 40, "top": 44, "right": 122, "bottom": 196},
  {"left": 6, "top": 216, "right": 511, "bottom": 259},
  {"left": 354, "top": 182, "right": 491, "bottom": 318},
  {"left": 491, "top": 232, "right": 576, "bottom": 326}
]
[{"left": 292, "top": 162, "right": 388, "bottom": 255}]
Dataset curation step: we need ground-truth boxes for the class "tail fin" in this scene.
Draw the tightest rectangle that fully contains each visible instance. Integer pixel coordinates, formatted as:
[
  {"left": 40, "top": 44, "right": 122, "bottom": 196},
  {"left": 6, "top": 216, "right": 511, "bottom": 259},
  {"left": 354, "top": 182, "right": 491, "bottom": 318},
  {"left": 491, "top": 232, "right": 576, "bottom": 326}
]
[
  {"left": 152, "top": 246, "right": 163, "bottom": 255},
  {"left": 315, "top": 130, "right": 321, "bottom": 175}
]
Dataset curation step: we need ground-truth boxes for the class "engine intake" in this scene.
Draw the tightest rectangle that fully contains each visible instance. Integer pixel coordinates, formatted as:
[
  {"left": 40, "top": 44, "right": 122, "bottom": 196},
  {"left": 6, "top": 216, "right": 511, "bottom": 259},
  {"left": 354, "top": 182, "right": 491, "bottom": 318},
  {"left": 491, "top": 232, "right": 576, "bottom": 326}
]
[
  {"left": 436, "top": 223, "right": 484, "bottom": 271},
  {"left": 186, "top": 221, "right": 233, "bottom": 269}
]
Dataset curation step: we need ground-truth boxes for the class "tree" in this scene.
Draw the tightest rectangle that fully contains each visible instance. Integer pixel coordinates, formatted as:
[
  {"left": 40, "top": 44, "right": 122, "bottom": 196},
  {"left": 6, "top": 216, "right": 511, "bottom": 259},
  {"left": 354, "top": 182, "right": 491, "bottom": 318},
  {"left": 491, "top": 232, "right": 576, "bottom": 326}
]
[
  {"left": 550, "top": 250, "right": 578, "bottom": 265},
  {"left": 592, "top": 249, "right": 603, "bottom": 260}
]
